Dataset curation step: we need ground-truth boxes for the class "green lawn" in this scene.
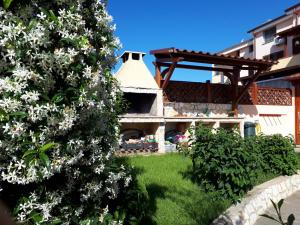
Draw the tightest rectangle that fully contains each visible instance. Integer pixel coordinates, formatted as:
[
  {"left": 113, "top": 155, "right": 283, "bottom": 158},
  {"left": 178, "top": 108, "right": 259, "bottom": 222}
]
[
  {"left": 127, "top": 153, "right": 300, "bottom": 225},
  {"left": 128, "top": 153, "right": 231, "bottom": 225}
]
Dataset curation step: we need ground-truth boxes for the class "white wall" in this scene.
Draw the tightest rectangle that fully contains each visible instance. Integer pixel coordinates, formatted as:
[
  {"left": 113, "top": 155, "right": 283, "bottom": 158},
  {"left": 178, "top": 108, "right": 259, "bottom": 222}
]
[
  {"left": 239, "top": 104, "right": 295, "bottom": 137},
  {"left": 239, "top": 46, "right": 254, "bottom": 78},
  {"left": 254, "top": 32, "right": 284, "bottom": 59},
  {"left": 212, "top": 40, "right": 254, "bottom": 83},
  {"left": 164, "top": 102, "right": 295, "bottom": 137},
  {"left": 254, "top": 18, "right": 293, "bottom": 59}
]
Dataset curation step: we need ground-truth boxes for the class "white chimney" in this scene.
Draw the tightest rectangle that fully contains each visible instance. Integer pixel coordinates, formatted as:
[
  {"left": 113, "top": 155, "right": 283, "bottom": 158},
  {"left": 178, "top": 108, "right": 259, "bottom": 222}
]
[{"left": 115, "top": 51, "right": 159, "bottom": 89}]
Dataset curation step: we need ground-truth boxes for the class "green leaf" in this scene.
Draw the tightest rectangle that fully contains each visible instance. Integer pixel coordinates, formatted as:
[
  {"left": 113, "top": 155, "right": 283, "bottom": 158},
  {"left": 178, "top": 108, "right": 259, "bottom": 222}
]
[
  {"left": 39, "top": 142, "right": 58, "bottom": 153},
  {"left": 22, "top": 149, "right": 36, "bottom": 158},
  {"left": 41, "top": 93, "right": 50, "bottom": 101},
  {"left": 10, "top": 111, "right": 28, "bottom": 118},
  {"left": 51, "top": 93, "right": 65, "bottom": 103},
  {"left": 271, "top": 199, "right": 279, "bottom": 215},
  {"left": 260, "top": 214, "right": 280, "bottom": 223},
  {"left": 278, "top": 199, "right": 284, "bottom": 211},
  {"left": 3, "top": 0, "right": 14, "bottom": 9},
  {"left": 0, "top": 109, "right": 9, "bottom": 122},
  {"left": 49, "top": 10, "right": 58, "bottom": 23},
  {"left": 25, "top": 155, "right": 36, "bottom": 165},
  {"left": 27, "top": 19, "right": 38, "bottom": 30},
  {"left": 31, "top": 212, "right": 43, "bottom": 223},
  {"left": 39, "top": 152, "right": 50, "bottom": 167},
  {"left": 287, "top": 214, "right": 295, "bottom": 225},
  {"left": 50, "top": 219, "right": 62, "bottom": 225}
]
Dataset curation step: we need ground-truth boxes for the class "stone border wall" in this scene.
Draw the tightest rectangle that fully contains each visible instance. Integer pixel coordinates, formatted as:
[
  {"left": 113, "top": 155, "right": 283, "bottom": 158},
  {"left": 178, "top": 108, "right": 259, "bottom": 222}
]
[{"left": 212, "top": 171, "right": 300, "bottom": 225}]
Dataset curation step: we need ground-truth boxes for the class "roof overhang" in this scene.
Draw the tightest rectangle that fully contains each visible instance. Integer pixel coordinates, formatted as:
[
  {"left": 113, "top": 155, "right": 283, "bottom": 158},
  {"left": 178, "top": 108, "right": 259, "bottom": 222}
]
[
  {"left": 277, "top": 24, "right": 300, "bottom": 37},
  {"left": 247, "top": 14, "right": 291, "bottom": 34},
  {"left": 240, "top": 54, "right": 300, "bottom": 82},
  {"left": 217, "top": 38, "right": 254, "bottom": 55},
  {"left": 150, "top": 47, "right": 274, "bottom": 68},
  {"left": 285, "top": 3, "right": 300, "bottom": 13},
  {"left": 240, "top": 65, "right": 300, "bottom": 82}
]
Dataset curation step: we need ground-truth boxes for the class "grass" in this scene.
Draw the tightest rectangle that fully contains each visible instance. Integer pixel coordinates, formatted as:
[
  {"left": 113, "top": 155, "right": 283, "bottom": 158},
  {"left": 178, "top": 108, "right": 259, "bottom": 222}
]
[
  {"left": 126, "top": 153, "right": 300, "bottom": 225},
  {"left": 128, "top": 153, "right": 231, "bottom": 225}
]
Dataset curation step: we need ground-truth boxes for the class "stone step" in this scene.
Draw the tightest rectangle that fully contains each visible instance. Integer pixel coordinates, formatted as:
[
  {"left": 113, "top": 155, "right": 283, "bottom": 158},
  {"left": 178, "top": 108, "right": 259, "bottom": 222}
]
[{"left": 295, "top": 147, "right": 300, "bottom": 153}]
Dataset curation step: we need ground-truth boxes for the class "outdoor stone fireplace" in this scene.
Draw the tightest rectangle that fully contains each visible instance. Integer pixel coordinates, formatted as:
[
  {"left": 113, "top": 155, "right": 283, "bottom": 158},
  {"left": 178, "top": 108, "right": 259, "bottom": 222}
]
[{"left": 115, "top": 51, "right": 165, "bottom": 153}]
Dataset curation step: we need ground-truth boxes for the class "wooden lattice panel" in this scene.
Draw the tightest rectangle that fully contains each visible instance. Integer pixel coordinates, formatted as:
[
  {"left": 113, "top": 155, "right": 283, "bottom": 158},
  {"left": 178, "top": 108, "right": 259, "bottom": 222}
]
[
  {"left": 164, "top": 81, "right": 208, "bottom": 103},
  {"left": 210, "top": 84, "right": 232, "bottom": 104},
  {"left": 257, "top": 88, "right": 292, "bottom": 105},
  {"left": 163, "top": 81, "right": 292, "bottom": 106},
  {"left": 239, "top": 87, "right": 253, "bottom": 105}
]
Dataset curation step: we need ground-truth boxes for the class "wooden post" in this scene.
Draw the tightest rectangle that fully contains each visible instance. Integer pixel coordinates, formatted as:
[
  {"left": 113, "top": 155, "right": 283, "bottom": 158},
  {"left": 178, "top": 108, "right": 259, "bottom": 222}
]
[
  {"left": 161, "top": 58, "right": 179, "bottom": 90},
  {"left": 235, "top": 69, "right": 262, "bottom": 106},
  {"left": 231, "top": 67, "right": 240, "bottom": 117},
  {"left": 206, "top": 80, "right": 212, "bottom": 103},
  {"left": 252, "top": 82, "right": 258, "bottom": 105},
  {"left": 155, "top": 64, "right": 162, "bottom": 87}
]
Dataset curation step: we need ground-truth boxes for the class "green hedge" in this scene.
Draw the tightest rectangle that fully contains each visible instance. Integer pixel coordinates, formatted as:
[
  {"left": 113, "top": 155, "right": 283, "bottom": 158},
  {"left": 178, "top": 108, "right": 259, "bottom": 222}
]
[
  {"left": 251, "top": 134, "right": 297, "bottom": 175},
  {"left": 187, "top": 125, "right": 297, "bottom": 203}
]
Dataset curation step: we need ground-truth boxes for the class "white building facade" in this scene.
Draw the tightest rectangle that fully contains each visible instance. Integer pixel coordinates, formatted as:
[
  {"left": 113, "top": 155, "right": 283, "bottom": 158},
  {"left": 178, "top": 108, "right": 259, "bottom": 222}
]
[{"left": 212, "top": 3, "right": 300, "bottom": 144}]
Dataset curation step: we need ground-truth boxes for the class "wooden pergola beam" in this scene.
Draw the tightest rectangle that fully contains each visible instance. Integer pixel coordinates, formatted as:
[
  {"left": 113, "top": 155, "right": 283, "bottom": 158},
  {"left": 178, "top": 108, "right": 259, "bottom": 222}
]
[
  {"left": 151, "top": 47, "right": 274, "bottom": 116},
  {"left": 161, "top": 60, "right": 178, "bottom": 89},
  {"left": 156, "top": 62, "right": 234, "bottom": 73},
  {"left": 153, "top": 64, "right": 171, "bottom": 87},
  {"left": 155, "top": 56, "right": 271, "bottom": 68},
  {"left": 157, "top": 62, "right": 235, "bottom": 87},
  {"left": 236, "top": 70, "right": 262, "bottom": 104},
  {"left": 161, "top": 68, "right": 170, "bottom": 78},
  {"left": 151, "top": 48, "right": 274, "bottom": 66},
  {"left": 154, "top": 64, "right": 161, "bottom": 86}
]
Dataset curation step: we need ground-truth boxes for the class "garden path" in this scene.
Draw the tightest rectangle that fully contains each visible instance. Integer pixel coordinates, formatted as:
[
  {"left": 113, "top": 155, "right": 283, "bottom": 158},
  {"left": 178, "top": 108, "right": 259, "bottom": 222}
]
[{"left": 254, "top": 190, "right": 300, "bottom": 225}]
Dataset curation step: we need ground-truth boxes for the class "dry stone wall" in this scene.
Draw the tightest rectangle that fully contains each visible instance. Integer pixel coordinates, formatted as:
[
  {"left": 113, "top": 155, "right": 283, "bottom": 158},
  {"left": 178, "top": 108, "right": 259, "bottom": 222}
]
[{"left": 212, "top": 172, "right": 300, "bottom": 225}]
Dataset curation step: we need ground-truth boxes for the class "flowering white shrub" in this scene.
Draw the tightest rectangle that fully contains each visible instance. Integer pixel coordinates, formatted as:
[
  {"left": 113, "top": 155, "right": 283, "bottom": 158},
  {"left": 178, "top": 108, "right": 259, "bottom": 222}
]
[{"left": 0, "top": 0, "right": 130, "bottom": 224}]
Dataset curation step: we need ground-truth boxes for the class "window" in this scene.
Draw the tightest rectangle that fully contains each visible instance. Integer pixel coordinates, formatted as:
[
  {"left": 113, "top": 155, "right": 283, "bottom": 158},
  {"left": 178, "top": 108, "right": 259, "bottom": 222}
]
[
  {"left": 293, "top": 37, "right": 300, "bottom": 55},
  {"left": 132, "top": 53, "right": 140, "bottom": 60},
  {"left": 249, "top": 70, "right": 255, "bottom": 76},
  {"left": 263, "top": 26, "right": 276, "bottom": 44},
  {"left": 122, "top": 53, "right": 129, "bottom": 63},
  {"left": 249, "top": 45, "right": 254, "bottom": 53},
  {"left": 263, "top": 50, "right": 284, "bottom": 61}
]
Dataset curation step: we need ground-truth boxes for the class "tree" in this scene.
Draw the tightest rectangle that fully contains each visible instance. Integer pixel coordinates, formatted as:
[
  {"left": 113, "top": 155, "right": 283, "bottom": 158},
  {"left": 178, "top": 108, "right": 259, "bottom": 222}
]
[{"left": 0, "top": 0, "right": 130, "bottom": 224}]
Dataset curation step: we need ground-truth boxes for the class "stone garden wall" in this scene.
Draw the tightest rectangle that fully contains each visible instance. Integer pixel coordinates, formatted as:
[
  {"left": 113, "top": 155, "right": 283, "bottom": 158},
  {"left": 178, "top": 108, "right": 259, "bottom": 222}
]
[{"left": 212, "top": 172, "right": 300, "bottom": 225}]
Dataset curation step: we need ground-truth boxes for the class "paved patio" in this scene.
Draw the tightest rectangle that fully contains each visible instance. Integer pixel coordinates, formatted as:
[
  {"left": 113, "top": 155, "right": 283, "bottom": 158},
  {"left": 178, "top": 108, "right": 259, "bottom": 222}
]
[{"left": 254, "top": 190, "right": 300, "bottom": 225}]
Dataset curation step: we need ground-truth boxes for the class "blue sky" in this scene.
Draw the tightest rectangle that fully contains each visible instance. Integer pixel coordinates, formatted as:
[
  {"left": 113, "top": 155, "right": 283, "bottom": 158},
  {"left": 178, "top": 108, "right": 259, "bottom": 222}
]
[{"left": 108, "top": 0, "right": 299, "bottom": 82}]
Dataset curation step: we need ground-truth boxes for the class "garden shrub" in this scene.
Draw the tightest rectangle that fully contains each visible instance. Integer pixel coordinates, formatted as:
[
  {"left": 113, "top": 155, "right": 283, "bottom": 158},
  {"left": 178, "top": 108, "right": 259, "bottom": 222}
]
[
  {"left": 243, "top": 135, "right": 264, "bottom": 170},
  {"left": 190, "top": 125, "right": 258, "bottom": 202},
  {"left": 0, "top": 0, "right": 132, "bottom": 224},
  {"left": 187, "top": 125, "right": 298, "bottom": 203},
  {"left": 255, "top": 134, "right": 297, "bottom": 175}
]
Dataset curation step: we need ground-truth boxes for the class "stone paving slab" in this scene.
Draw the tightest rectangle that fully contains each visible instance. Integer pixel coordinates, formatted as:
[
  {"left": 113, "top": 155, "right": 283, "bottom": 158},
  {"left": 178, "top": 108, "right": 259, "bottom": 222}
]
[{"left": 254, "top": 190, "right": 300, "bottom": 225}]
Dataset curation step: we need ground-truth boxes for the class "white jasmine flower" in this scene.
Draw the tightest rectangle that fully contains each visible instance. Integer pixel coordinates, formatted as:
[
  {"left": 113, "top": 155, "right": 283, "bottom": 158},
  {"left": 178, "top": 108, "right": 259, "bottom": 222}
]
[
  {"left": 20, "top": 91, "right": 40, "bottom": 103},
  {"left": 37, "top": 12, "right": 46, "bottom": 20},
  {"left": 2, "top": 123, "right": 10, "bottom": 133}
]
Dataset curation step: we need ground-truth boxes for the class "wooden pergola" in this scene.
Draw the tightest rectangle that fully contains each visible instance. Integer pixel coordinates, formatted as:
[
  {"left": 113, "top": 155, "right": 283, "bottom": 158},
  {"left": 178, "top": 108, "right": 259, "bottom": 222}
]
[{"left": 150, "top": 47, "right": 275, "bottom": 116}]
